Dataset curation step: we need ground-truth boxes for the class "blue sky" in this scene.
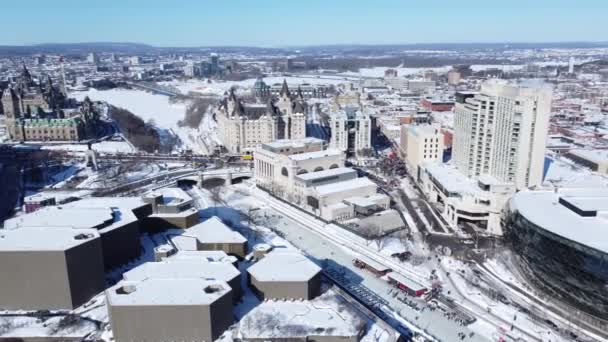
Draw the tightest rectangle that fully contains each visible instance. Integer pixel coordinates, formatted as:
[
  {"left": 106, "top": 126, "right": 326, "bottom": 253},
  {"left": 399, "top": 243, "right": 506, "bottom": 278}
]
[{"left": 3, "top": 0, "right": 607, "bottom": 46}]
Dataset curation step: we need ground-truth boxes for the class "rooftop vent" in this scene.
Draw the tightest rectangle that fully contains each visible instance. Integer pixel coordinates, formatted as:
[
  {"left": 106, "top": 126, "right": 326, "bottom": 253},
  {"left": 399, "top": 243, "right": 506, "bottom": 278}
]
[
  {"left": 74, "top": 233, "right": 95, "bottom": 240},
  {"left": 115, "top": 284, "right": 137, "bottom": 295},
  {"left": 203, "top": 285, "right": 222, "bottom": 294}
]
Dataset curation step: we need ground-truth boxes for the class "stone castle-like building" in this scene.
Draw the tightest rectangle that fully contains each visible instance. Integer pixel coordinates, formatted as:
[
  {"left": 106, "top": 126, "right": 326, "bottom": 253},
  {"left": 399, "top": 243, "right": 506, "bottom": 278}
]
[
  {"left": 1, "top": 64, "right": 99, "bottom": 142},
  {"left": 216, "top": 79, "right": 307, "bottom": 154}
]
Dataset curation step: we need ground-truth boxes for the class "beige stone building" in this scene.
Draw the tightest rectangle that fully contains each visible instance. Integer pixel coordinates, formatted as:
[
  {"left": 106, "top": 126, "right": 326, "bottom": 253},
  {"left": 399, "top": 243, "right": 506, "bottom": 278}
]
[
  {"left": 216, "top": 80, "right": 307, "bottom": 154},
  {"left": 254, "top": 138, "right": 344, "bottom": 195},
  {"left": 1, "top": 65, "right": 99, "bottom": 142},
  {"left": 401, "top": 124, "right": 444, "bottom": 178}
]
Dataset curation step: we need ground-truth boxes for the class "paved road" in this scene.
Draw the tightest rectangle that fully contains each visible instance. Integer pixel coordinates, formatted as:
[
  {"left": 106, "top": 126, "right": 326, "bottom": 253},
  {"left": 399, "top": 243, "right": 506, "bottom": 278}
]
[{"left": 251, "top": 188, "right": 487, "bottom": 342}]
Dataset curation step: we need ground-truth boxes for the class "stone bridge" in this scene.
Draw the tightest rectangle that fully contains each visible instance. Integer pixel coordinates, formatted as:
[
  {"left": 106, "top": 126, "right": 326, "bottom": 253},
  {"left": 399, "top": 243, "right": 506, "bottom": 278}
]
[{"left": 175, "top": 168, "right": 253, "bottom": 187}]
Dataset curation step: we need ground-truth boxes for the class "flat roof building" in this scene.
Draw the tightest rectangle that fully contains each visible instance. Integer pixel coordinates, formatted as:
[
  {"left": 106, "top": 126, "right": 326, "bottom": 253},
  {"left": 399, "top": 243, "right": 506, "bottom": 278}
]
[
  {"left": 247, "top": 251, "right": 321, "bottom": 300},
  {"left": 420, "top": 162, "right": 515, "bottom": 235},
  {"left": 123, "top": 259, "right": 242, "bottom": 300},
  {"left": 106, "top": 278, "right": 233, "bottom": 342},
  {"left": 566, "top": 149, "right": 608, "bottom": 175},
  {"left": 0, "top": 227, "right": 105, "bottom": 310},
  {"left": 183, "top": 216, "right": 248, "bottom": 257},
  {"left": 144, "top": 187, "right": 200, "bottom": 230},
  {"left": 4, "top": 198, "right": 144, "bottom": 270},
  {"left": 164, "top": 250, "right": 239, "bottom": 267}
]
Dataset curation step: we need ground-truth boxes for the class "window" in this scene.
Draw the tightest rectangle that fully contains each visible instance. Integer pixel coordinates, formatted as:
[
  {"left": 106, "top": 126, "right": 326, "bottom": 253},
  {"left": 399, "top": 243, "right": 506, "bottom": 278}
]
[{"left": 281, "top": 167, "right": 289, "bottom": 177}]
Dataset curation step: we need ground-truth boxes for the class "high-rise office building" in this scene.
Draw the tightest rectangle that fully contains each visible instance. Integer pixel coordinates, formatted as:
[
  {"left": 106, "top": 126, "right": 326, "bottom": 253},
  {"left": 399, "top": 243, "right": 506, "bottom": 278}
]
[
  {"left": 329, "top": 107, "right": 372, "bottom": 155},
  {"left": 453, "top": 81, "right": 552, "bottom": 189},
  {"left": 87, "top": 52, "right": 99, "bottom": 64}
]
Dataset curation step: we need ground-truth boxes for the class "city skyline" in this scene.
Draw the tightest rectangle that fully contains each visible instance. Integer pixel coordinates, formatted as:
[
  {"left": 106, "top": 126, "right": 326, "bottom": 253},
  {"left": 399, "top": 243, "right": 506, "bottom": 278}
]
[{"left": 3, "top": 0, "right": 608, "bottom": 46}]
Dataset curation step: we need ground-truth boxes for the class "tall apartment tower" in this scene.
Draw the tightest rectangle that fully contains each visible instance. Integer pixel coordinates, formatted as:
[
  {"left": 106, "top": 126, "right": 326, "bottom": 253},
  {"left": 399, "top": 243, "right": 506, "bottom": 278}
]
[
  {"left": 452, "top": 82, "right": 552, "bottom": 189},
  {"left": 329, "top": 107, "right": 372, "bottom": 155}
]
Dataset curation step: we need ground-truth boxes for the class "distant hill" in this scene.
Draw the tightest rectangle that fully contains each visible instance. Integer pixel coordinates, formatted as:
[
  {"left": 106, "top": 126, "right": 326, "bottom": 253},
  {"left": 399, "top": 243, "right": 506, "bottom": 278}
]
[{"left": 1, "top": 41, "right": 607, "bottom": 56}]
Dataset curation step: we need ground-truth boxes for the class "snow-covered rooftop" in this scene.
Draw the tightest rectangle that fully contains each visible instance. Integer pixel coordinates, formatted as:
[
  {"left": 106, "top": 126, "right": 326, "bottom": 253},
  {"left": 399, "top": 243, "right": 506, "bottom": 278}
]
[
  {"left": 295, "top": 167, "right": 355, "bottom": 181},
  {"left": 4, "top": 206, "right": 115, "bottom": 230},
  {"left": 165, "top": 250, "right": 237, "bottom": 264},
  {"left": 314, "top": 177, "right": 376, "bottom": 196},
  {"left": 248, "top": 251, "right": 321, "bottom": 282},
  {"left": 146, "top": 187, "right": 192, "bottom": 205},
  {"left": 510, "top": 189, "right": 608, "bottom": 254},
  {"left": 64, "top": 197, "right": 147, "bottom": 212},
  {"left": 423, "top": 162, "right": 480, "bottom": 196},
  {"left": 0, "top": 227, "right": 100, "bottom": 251},
  {"left": 123, "top": 260, "right": 239, "bottom": 283},
  {"left": 106, "top": 278, "right": 231, "bottom": 306},
  {"left": 568, "top": 149, "right": 608, "bottom": 164},
  {"left": 186, "top": 216, "right": 247, "bottom": 244},
  {"left": 288, "top": 148, "right": 343, "bottom": 162},
  {"left": 263, "top": 137, "right": 324, "bottom": 150}
]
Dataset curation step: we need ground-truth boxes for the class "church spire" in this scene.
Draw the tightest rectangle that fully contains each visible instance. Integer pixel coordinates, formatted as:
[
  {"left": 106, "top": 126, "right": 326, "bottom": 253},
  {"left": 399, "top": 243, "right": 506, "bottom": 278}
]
[{"left": 279, "top": 78, "right": 290, "bottom": 97}]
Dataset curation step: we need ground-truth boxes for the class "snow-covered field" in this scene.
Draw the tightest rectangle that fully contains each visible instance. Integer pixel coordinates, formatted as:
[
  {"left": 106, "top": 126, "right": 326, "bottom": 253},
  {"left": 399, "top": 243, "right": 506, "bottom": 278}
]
[
  {"left": 338, "top": 64, "right": 525, "bottom": 78},
  {"left": 72, "top": 89, "right": 212, "bottom": 154}
]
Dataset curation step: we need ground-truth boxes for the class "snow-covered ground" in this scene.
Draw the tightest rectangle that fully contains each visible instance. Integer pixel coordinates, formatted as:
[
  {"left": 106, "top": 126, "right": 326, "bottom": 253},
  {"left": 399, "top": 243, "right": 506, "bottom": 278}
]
[
  {"left": 72, "top": 89, "right": 211, "bottom": 154},
  {"left": 338, "top": 64, "right": 525, "bottom": 78},
  {"left": 41, "top": 140, "right": 136, "bottom": 154}
]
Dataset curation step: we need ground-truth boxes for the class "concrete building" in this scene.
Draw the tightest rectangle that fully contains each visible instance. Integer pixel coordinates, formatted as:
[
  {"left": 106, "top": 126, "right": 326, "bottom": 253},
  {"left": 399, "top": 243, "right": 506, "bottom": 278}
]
[
  {"left": 420, "top": 98, "right": 455, "bottom": 112},
  {"left": 447, "top": 70, "right": 461, "bottom": 85},
  {"left": 123, "top": 259, "right": 242, "bottom": 300},
  {"left": 23, "top": 193, "right": 56, "bottom": 213},
  {"left": 87, "top": 52, "right": 99, "bottom": 64},
  {"left": 254, "top": 138, "right": 344, "bottom": 195},
  {"left": 419, "top": 162, "right": 515, "bottom": 235},
  {"left": 401, "top": 125, "right": 444, "bottom": 177},
  {"left": 216, "top": 81, "right": 306, "bottom": 154},
  {"left": 310, "top": 177, "right": 389, "bottom": 221},
  {"left": 164, "top": 250, "right": 238, "bottom": 267},
  {"left": 565, "top": 149, "right": 608, "bottom": 174},
  {"left": 143, "top": 187, "right": 200, "bottom": 230},
  {"left": 106, "top": 278, "right": 233, "bottom": 342},
  {"left": 4, "top": 198, "right": 144, "bottom": 270},
  {"left": 185, "top": 216, "right": 248, "bottom": 258},
  {"left": 453, "top": 81, "right": 552, "bottom": 189},
  {"left": 247, "top": 251, "right": 322, "bottom": 300},
  {"left": 184, "top": 61, "right": 196, "bottom": 77},
  {"left": 332, "top": 89, "right": 361, "bottom": 110},
  {"left": 0, "top": 227, "right": 105, "bottom": 310},
  {"left": 407, "top": 80, "right": 436, "bottom": 93},
  {"left": 329, "top": 107, "right": 372, "bottom": 155},
  {"left": 293, "top": 167, "right": 358, "bottom": 198}
]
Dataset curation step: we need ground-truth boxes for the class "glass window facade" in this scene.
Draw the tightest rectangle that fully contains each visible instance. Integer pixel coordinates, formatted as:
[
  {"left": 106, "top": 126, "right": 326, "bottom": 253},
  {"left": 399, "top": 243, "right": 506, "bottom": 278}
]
[{"left": 505, "top": 209, "right": 608, "bottom": 322}]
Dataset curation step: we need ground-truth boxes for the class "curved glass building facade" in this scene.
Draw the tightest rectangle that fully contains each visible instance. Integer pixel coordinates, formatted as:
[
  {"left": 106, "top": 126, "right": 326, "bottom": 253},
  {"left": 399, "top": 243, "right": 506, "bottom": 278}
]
[{"left": 505, "top": 190, "right": 608, "bottom": 323}]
